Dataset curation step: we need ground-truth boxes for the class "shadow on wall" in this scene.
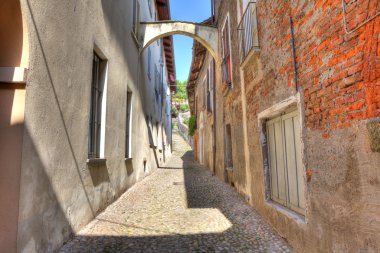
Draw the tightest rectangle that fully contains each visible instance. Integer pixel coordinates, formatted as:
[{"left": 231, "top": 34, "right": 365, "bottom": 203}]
[
  {"left": 0, "top": 85, "right": 26, "bottom": 253},
  {"left": 17, "top": 128, "right": 74, "bottom": 253},
  {"left": 16, "top": 2, "right": 111, "bottom": 251}
]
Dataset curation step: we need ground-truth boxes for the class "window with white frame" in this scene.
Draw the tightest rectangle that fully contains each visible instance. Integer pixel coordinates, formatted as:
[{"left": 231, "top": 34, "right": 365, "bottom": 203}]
[
  {"left": 88, "top": 52, "right": 108, "bottom": 159},
  {"left": 266, "top": 110, "right": 305, "bottom": 215},
  {"left": 221, "top": 15, "right": 232, "bottom": 87},
  {"left": 125, "top": 91, "right": 133, "bottom": 158},
  {"left": 132, "top": 0, "right": 140, "bottom": 39}
]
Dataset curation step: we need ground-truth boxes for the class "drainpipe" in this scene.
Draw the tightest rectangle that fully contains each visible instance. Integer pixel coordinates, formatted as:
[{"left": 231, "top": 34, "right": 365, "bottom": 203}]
[{"left": 289, "top": 16, "right": 299, "bottom": 92}]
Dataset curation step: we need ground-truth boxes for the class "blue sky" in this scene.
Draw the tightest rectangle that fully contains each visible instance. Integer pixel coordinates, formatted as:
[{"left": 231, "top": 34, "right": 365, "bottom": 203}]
[{"left": 170, "top": 0, "right": 212, "bottom": 82}]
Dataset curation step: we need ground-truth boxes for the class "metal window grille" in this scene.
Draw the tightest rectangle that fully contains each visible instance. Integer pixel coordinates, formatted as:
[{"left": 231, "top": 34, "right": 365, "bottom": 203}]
[
  {"left": 266, "top": 111, "right": 305, "bottom": 215},
  {"left": 88, "top": 53, "right": 104, "bottom": 159},
  {"left": 238, "top": 1, "right": 260, "bottom": 64}
]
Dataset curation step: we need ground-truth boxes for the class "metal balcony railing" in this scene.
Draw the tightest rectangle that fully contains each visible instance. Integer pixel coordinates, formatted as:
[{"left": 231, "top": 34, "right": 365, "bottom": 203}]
[{"left": 238, "top": 2, "right": 260, "bottom": 64}]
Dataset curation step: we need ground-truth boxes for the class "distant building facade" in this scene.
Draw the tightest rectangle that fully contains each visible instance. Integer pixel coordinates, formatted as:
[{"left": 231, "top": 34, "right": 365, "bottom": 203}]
[
  {"left": 188, "top": 0, "right": 380, "bottom": 252},
  {"left": 0, "top": 0, "right": 175, "bottom": 252}
]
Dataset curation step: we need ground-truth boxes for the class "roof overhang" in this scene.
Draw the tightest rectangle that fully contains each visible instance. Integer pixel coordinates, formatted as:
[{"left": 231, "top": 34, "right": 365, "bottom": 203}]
[{"left": 156, "top": 0, "right": 177, "bottom": 93}]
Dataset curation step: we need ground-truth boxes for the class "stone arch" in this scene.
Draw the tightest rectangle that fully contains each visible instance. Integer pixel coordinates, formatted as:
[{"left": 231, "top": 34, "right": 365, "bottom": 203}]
[{"left": 140, "top": 21, "right": 219, "bottom": 62}]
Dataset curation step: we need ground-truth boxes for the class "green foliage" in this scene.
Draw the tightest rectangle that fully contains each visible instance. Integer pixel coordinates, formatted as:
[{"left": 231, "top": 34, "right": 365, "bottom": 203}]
[
  {"left": 188, "top": 115, "right": 197, "bottom": 136},
  {"left": 183, "top": 117, "right": 190, "bottom": 126},
  {"left": 180, "top": 104, "right": 189, "bottom": 112},
  {"left": 172, "top": 80, "right": 188, "bottom": 102},
  {"left": 171, "top": 105, "right": 178, "bottom": 117}
]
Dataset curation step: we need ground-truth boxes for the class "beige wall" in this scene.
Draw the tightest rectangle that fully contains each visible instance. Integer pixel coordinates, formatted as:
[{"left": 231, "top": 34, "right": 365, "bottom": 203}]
[
  {"left": 0, "top": 84, "right": 25, "bottom": 253},
  {"left": 0, "top": 1, "right": 23, "bottom": 67},
  {"left": 13, "top": 0, "right": 172, "bottom": 252}
]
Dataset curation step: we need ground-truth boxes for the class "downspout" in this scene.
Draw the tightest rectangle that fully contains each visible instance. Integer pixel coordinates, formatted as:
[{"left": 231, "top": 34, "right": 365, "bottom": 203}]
[{"left": 289, "top": 16, "right": 299, "bottom": 92}]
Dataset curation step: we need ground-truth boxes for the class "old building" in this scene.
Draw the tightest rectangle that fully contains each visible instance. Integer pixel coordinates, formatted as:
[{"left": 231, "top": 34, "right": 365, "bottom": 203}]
[
  {"left": 0, "top": 0, "right": 175, "bottom": 252},
  {"left": 189, "top": 0, "right": 380, "bottom": 252}
]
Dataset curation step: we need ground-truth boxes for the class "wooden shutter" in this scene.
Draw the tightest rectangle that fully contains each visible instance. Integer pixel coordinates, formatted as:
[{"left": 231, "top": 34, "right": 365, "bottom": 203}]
[{"left": 267, "top": 111, "right": 305, "bottom": 214}]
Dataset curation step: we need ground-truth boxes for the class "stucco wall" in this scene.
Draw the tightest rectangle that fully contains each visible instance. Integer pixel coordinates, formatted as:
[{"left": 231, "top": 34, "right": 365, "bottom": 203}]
[
  {"left": 192, "top": 0, "right": 380, "bottom": 252},
  {"left": 241, "top": 0, "right": 380, "bottom": 252},
  {"left": 16, "top": 0, "right": 172, "bottom": 252}
]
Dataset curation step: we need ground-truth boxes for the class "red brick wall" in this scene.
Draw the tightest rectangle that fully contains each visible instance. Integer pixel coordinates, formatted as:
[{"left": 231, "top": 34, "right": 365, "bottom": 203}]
[{"left": 250, "top": 0, "right": 380, "bottom": 135}]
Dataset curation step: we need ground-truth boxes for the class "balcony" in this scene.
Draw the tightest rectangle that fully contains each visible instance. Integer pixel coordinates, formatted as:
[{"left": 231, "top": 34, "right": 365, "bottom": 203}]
[{"left": 238, "top": 1, "right": 260, "bottom": 64}]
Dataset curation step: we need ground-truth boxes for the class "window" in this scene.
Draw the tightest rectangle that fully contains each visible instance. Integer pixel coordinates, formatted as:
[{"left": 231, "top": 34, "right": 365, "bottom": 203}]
[
  {"left": 88, "top": 52, "right": 108, "bottom": 159},
  {"left": 266, "top": 110, "right": 305, "bottom": 215},
  {"left": 125, "top": 91, "right": 133, "bottom": 158},
  {"left": 155, "top": 65, "right": 160, "bottom": 104},
  {"left": 195, "top": 96, "right": 198, "bottom": 118},
  {"left": 225, "top": 124, "right": 233, "bottom": 170},
  {"left": 238, "top": 0, "right": 259, "bottom": 63},
  {"left": 211, "top": 0, "right": 215, "bottom": 22},
  {"left": 132, "top": 0, "right": 140, "bottom": 39},
  {"left": 207, "top": 59, "right": 215, "bottom": 112},
  {"left": 202, "top": 77, "right": 207, "bottom": 109},
  {"left": 221, "top": 15, "right": 232, "bottom": 87},
  {"left": 148, "top": 48, "right": 151, "bottom": 80},
  {"left": 148, "top": 0, "right": 153, "bottom": 17},
  {"left": 242, "top": 0, "right": 250, "bottom": 10}
]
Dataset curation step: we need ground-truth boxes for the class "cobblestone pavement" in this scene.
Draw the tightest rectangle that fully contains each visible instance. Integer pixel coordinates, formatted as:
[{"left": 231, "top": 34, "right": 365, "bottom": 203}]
[{"left": 59, "top": 131, "right": 293, "bottom": 253}]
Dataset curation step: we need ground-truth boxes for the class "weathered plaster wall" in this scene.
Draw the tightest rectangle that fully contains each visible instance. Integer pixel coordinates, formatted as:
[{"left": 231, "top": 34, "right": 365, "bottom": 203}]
[
  {"left": 194, "top": 53, "right": 214, "bottom": 172},
  {"left": 240, "top": 0, "right": 380, "bottom": 252},
  {"left": 212, "top": 0, "right": 248, "bottom": 197},
  {"left": 192, "top": 0, "right": 380, "bottom": 252},
  {"left": 16, "top": 0, "right": 171, "bottom": 252}
]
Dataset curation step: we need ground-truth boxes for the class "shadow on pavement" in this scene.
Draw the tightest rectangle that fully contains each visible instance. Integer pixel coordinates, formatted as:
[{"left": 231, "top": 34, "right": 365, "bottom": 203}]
[{"left": 59, "top": 139, "right": 292, "bottom": 253}]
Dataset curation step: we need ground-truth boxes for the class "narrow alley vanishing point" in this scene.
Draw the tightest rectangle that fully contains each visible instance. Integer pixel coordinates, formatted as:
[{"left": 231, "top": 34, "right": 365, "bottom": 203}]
[{"left": 59, "top": 132, "right": 292, "bottom": 253}]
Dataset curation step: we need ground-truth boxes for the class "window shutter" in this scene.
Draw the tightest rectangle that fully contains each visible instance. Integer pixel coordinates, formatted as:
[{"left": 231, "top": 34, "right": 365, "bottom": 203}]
[{"left": 267, "top": 111, "right": 305, "bottom": 215}]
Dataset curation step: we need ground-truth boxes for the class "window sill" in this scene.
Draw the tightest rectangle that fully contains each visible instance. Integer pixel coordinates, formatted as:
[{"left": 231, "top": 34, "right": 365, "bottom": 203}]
[
  {"left": 87, "top": 158, "right": 107, "bottom": 165},
  {"left": 265, "top": 200, "right": 306, "bottom": 223}
]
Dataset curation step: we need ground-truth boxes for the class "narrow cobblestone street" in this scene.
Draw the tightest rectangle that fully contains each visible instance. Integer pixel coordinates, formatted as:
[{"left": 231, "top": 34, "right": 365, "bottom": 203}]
[{"left": 59, "top": 132, "right": 293, "bottom": 253}]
